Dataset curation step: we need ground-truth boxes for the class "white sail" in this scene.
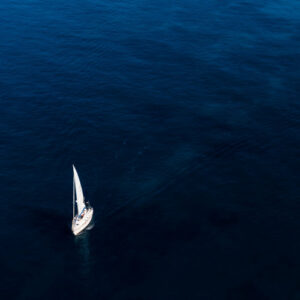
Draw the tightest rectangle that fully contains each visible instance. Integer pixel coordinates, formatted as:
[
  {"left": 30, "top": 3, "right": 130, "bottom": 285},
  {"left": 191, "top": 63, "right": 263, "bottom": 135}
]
[{"left": 73, "top": 165, "right": 86, "bottom": 215}]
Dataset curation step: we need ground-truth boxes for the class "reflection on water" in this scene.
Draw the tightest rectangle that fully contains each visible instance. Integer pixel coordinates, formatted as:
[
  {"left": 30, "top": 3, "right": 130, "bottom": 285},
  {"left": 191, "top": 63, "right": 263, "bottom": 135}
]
[{"left": 74, "top": 223, "right": 94, "bottom": 279}]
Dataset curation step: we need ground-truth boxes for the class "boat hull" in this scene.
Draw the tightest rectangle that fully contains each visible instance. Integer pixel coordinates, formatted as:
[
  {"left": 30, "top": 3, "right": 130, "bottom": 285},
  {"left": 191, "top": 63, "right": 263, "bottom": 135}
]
[{"left": 72, "top": 207, "right": 93, "bottom": 235}]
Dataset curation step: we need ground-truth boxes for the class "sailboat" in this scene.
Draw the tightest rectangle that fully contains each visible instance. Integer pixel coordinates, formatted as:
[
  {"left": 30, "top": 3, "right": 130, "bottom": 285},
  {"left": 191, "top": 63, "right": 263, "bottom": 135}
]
[{"left": 71, "top": 165, "right": 94, "bottom": 235}]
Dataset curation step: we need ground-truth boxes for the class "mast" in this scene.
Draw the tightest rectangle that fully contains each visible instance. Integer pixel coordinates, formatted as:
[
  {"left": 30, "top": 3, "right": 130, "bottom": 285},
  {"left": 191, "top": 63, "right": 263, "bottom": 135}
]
[{"left": 73, "top": 168, "right": 75, "bottom": 219}]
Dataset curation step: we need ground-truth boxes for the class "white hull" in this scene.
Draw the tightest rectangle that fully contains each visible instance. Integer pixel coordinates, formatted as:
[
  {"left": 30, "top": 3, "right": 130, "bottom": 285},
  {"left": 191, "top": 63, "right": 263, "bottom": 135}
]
[{"left": 72, "top": 207, "right": 94, "bottom": 235}]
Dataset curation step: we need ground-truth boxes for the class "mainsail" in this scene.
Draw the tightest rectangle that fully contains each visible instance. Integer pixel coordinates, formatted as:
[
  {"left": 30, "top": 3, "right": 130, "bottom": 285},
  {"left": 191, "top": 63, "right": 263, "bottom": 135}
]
[{"left": 73, "top": 165, "right": 86, "bottom": 215}]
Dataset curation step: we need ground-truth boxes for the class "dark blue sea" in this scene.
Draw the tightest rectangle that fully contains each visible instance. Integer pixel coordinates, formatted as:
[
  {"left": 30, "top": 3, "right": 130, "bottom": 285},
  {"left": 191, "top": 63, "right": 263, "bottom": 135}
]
[{"left": 1, "top": 0, "right": 300, "bottom": 299}]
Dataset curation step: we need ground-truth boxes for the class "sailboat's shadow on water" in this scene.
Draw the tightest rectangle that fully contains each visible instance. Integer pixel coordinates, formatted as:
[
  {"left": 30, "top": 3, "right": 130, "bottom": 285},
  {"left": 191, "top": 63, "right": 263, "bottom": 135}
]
[
  {"left": 29, "top": 203, "right": 95, "bottom": 250},
  {"left": 27, "top": 204, "right": 95, "bottom": 261},
  {"left": 24, "top": 206, "right": 72, "bottom": 240}
]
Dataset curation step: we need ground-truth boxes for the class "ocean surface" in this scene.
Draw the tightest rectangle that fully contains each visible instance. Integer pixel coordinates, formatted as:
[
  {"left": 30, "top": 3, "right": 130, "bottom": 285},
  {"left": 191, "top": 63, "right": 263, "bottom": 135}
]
[{"left": 0, "top": 0, "right": 300, "bottom": 299}]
